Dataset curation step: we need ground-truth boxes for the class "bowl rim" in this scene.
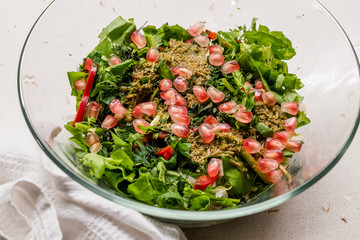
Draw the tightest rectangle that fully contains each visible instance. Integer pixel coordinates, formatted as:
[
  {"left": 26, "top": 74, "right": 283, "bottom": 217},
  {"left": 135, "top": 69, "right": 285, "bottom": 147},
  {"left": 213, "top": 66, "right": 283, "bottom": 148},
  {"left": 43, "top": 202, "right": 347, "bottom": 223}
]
[{"left": 17, "top": 0, "right": 360, "bottom": 221}]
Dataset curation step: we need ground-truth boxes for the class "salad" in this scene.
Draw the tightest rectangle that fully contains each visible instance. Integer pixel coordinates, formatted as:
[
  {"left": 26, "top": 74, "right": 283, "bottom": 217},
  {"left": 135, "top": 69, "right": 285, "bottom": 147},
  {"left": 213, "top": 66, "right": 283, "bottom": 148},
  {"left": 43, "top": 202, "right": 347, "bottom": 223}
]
[{"left": 66, "top": 17, "right": 310, "bottom": 210}]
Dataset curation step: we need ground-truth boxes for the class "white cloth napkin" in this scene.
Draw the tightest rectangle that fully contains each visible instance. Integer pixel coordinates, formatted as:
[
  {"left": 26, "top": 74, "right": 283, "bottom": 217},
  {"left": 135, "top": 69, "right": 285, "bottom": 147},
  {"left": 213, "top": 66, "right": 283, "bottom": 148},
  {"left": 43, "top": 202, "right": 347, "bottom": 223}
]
[{"left": 0, "top": 134, "right": 186, "bottom": 240}]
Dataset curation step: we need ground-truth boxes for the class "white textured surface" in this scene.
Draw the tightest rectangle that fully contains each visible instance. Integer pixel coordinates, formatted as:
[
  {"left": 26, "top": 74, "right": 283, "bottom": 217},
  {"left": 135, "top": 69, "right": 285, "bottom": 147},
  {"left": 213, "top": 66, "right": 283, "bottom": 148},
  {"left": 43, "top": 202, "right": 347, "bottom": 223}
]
[{"left": 1, "top": 0, "right": 359, "bottom": 239}]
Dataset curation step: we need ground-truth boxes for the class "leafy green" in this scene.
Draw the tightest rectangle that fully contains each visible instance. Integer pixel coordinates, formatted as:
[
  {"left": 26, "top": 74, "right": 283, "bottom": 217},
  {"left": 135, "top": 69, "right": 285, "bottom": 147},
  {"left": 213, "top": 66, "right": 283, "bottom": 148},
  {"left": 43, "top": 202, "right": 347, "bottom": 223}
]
[
  {"left": 158, "top": 59, "right": 175, "bottom": 80},
  {"left": 128, "top": 169, "right": 154, "bottom": 202},
  {"left": 177, "top": 142, "right": 192, "bottom": 159},
  {"left": 255, "top": 122, "right": 274, "bottom": 138},
  {"left": 98, "top": 16, "right": 136, "bottom": 45},
  {"left": 67, "top": 72, "right": 88, "bottom": 96},
  {"left": 297, "top": 111, "right": 311, "bottom": 128}
]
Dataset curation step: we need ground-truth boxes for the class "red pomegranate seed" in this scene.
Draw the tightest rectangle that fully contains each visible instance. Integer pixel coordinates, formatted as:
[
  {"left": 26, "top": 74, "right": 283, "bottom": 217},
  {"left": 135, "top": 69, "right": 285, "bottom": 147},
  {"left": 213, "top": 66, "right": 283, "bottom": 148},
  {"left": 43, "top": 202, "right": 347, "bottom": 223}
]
[
  {"left": 139, "top": 101, "right": 157, "bottom": 116},
  {"left": 171, "top": 123, "right": 190, "bottom": 138},
  {"left": 173, "top": 76, "right": 188, "bottom": 92},
  {"left": 168, "top": 105, "right": 188, "bottom": 116},
  {"left": 244, "top": 82, "right": 254, "bottom": 92},
  {"left": 265, "top": 138, "right": 284, "bottom": 150},
  {"left": 209, "top": 53, "right": 225, "bottom": 66},
  {"left": 171, "top": 113, "right": 191, "bottom": 126},
  {"left": 86, "top": 101, "right": 101, "bottom": 121},
  {"left": 238, "top": 105, "right": 246, "bottom": 111},
  {"left": 190, "top": 126, "right": 198, "bottom": 132},
  {"left": 204, "top": 115, "right": 218, "bottom": 125},
  {"left": 159, "top": 79, "right": 172, "bottom": 91},
  {"left": 133, "top": 118, "right": 150, "bottom": 134},
  {"left": 234, "top": 111, "right": 253, "bottom": 123},
  {"left": 284, "top": 117, "right": 297, "bottom": 133},
  {"left": 188, "top": 21, "right": 205, "bottom": 36},
  {"left": 132, "top": 105, "right": 144, "bottom": 119},
  {"left": 266, "top": 169, "right": 282, "bottom": 183},
  {"left": 243, "top": 138, "right": 262, "bottom": 154},
  {"left": 257, "top": 158, "right": 279, "bottom": 173},
  {"left": 221, "top": 60, "right": 240, "bottom": 74},
  {"left": 273, "top": 131, "right": 291, "bottom": 145},
  {"left": 285, "top": 140, "right": 302, "bottom": 152},
  {"left": 207, "top": 158, "right": 221, "bottom": 177},
  {"left": 185, "top": 38, "right": 194, "bottom": 44},
  {"left": 101, "top": 115, "right": 118, "bottom": 130},
  {"left": 158, "top": 131, "right": 168, "bottom": 139},
  {"left": 90, "top": 142, "right": 102, "bottom": 154},
  {"left": 194, "top": 35, "right": 210, "bottom": 47},
  {"left": 218, "top": 100, "right": 238, "bottom": 114},
  {"left": 74, "top": 79, "right": 86, "bottom": 91},
  {"left": 193, "top": 86, "right": 209, "bottom": 102},
  {"left": 131, "top": 30, "right": 146, "bottom": 49},
  {"left": 160, "top": 88, "right": 178, "bottom": 101},
  {"left": 109, "top": 99, "right": 127, "bottom": 119},
  {"left": 254, "top": 89, "right": 263, "bottom": 102},
  {"left": 207, "top": 87, "right": 225, "bottom": 103},
  {"left": 255, "top": 79, "right": 265, "bottom": 90},
  {"left": 108, "top": 54, "right": 122, "bottom": 66},
  {"left": 146, "top": 47, "right": 160, "bottom": 63},
  {"left": 281, "top": 102, "right": 299, "bottom": 115},
  {"left": 174, "top": 94, "right": 187, "bottom": 107},
  {"left": 262, "top": 92, "right": 276, "bottom": 106},
  {"left": 212, "top": 123, "right": 231, "bottom": 133},
  {"left": 86, "top": 132, "right": 100, "bottom": 147},
  {"left": 263, "top": 149, "right": 284, "bottom": 163},
  {"left": 171, "top": 66, "right": 193, "bottom": 77},
  {"left": 198, "top": 123, "right": 216, "bottom": 143},
  {"left": 208, "top": 45, "right": 224, "bottom": 54}
]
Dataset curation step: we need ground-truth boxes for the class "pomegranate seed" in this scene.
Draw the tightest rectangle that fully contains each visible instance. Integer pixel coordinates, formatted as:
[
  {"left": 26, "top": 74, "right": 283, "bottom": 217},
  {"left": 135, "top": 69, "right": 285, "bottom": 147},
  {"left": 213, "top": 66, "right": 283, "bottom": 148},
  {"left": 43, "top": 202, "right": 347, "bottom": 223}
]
[
  {"left": 159, "top": 79, "right": 172, "bottom": 91},
  {"left": 255, "top": 79, "right": 265, "bottom": 90},
  {"left": 193, "top": 86, "right": 209, "bottom": 102},
  {"left": 171, "top": 123, "right": 190, "bottom": 138},
  {"left": 173, "top": 76, "right": 188, "bottom": 92},
  {"left": 281, "top": 102, "right": 299, "bottom": 115},
  {"left": 146, "top": 47, "right": 160, "bottom": 63},
  {"left": 187, "top": 21, "right": 205, "bottom": 36},
  {"left": 284, "top": 117, "right": 297, "bottom": 133},
  {"left": 194, "top": 35, "right": 210, "bottom": 47},
  {"left": 209, "top": 53, "right": 225, "bottom": 67},
  {"left": 234, "top": 110, "right": 253, "bottom": 123},
  {"left": 190, "top": 126, "right": 198, "bottom": 132},
  {"left": 185, "top": 38, "right": 194, "bottom": 44},
  {"left": 266, "top": 169, "right": 282, "bottom": 183},
  {"left": 254, "top": 89, "right": 263, "bottom": 102},
  {"left": 86, "top": 132, "right": 100, "bottom": 147},
  {"left": 204, "top": 115, "right": 218, "bottom": 125},
  {"left": 207, "top": 158, "right": 221, "bottom": 177},
  {"left": 171, "top": 66, "right": 193, "bottom": 77},
  {"left": 258, "top": 158, "right": 279, "bottom": 173},
  {"left": 212, "top": 123, "right": 231, "bottom": 133},
  {"left": 109, "top": 99, "right": 127, "bottom": 119},
  {"left": 221, "top": 60, "right": 240, "bottom": 74},
  {"left": 285, "top": 140, "right": 302, "bottom": 152},
  {"left": 101, "top": 115, "right": 118, "bottom": 130},
  {"left": 208, "top": 45, "right": 224, "bottom": 54},
  {"left": 207, "top": 86, "right": 225, "bottom": 103},
  {"left": 131, "top": 30, "right": 146, "bottom": 49},
  {"left": 273, "top": 131, "right": 291, "bottom": 145},
  {"left": 168, "top": 105, "right": 188, "bottom": 116},
  {"left": 158, "top": 131, "right": 168, "bottom": 139},
  {"left": 174, "top": 94, "right": 187, "bottom": 107},
  {"left": 90, "top": 142, "right": 102, "bottom": 154},
  {"left": 265, "top": 138, "right": 284, "bottom": 150},
  {"left": 198, "top": 123, "right": 216, "bottom": 143},
  {"left": 263, "top": 149, "right": 284, "bottom": 163},
  {"left": 242, "top": 139, "right": 262, "bottom": 154},
  {"left": 108, "top": 54, "right": 122, "bottom": 66},
  {"left": 160, "top": 88, "right": 178, "bottom": 101},
  {"left": 238, "top": 105, "right": 246, "bottom": 111},
  {"left": 262, "top": 92, "right": 276, "bottom": 106},
  {"left": 244, "top": 82, "right": 255, "bottom": 92},
  {"left": 139, "top": 101, "right": 157, "bottom": 116},
  {"left": 218, "top": 100, "right": 238, "bottom": 114},
  {"left": 170, "top": 113, "right": 191, "bottom": 126},
  {"left": 133, "top": 118, "right": 150, "bottom": 134},
  {"left": 86, "top": 101, "right": 101, "bottom": 121},
  {"left": 74, "top": 79, "right": 86, "bottom": 91},
  {"left": 132, "top": 105, "right": 143, "bottom": 118}
]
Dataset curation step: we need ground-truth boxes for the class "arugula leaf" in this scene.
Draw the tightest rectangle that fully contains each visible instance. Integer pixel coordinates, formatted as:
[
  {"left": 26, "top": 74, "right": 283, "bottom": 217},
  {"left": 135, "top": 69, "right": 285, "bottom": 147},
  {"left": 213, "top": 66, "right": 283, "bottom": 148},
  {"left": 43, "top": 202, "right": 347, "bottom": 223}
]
[
  {"left": 158, "top": 59, "right": 175, "bottom": 80},
  {"left": 98, "top": 16, "right": 136, "bottom": 45},
  {"left": 177, "top": 142, "right": 192, "bottom": 159},
  {"left": 297, "top": 111, "right": 311, "bottom": 128},
  {"left": 255, "top": 122, "right": 274, "bottom": 138},
  {"left": 156, "top": 192, "right": 184, "bottom": 209},
  {"left": 109, "top": 59, "right": 138, "bottom": 76}
]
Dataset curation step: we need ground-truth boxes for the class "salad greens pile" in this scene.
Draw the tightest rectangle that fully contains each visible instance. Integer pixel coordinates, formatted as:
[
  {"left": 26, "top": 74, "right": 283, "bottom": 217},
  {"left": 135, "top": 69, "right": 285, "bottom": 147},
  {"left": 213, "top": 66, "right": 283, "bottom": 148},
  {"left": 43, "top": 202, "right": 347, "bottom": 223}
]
[{"left": 66, "top": 16, "right": 309, "bottom": 210}]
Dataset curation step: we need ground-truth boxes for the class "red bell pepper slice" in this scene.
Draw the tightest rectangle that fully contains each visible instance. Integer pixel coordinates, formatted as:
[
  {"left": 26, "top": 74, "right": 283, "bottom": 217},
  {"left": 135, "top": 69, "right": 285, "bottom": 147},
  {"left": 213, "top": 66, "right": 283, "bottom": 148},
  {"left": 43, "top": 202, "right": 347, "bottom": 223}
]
[
  {"left": 157, "top": 145, "right": 174, "bottom": 160},
  {"left": 72, "top": 58, "right": 97, "bottom": 127},
  {"left": 194, "top": 174, "right": 218, "bottom": 191}
]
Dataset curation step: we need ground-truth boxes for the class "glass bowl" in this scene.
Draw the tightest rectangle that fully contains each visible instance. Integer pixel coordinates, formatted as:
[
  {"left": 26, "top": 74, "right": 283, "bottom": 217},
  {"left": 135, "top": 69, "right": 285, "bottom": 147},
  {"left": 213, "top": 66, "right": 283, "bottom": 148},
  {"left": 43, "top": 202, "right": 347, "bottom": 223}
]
[{"left": 18, "top": 0, "right": 360, "bottom": 227}]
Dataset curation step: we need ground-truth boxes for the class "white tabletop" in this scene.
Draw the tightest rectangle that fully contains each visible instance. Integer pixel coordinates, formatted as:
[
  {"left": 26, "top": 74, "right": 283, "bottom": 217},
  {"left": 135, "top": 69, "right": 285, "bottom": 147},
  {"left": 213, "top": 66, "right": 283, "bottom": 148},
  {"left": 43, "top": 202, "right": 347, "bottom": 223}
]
[{"left": 1, "top": 0, "right": 359, "bottom": 239}]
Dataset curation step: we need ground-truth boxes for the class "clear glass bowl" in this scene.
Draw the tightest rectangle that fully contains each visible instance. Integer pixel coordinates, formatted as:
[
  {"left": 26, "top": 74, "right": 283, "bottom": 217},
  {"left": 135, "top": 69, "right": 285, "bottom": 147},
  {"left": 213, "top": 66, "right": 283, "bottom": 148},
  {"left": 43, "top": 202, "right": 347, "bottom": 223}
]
[{"left": 18, "top": 0, "right": 360, "bottom": 227}]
